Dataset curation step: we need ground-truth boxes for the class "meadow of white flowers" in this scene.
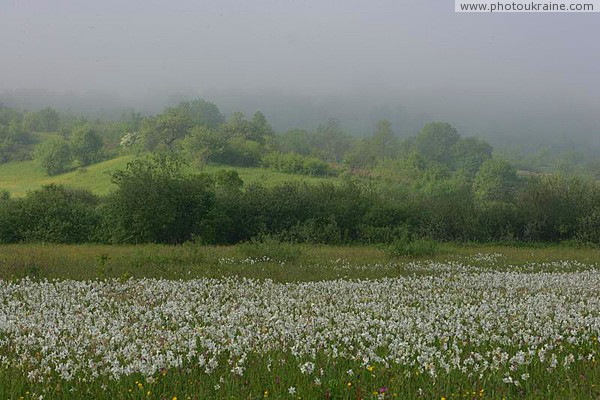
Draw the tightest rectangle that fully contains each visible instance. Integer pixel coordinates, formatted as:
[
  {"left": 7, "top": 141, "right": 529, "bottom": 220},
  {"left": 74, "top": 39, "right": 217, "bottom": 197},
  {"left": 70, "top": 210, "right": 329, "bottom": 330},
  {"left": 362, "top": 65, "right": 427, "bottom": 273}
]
[{"left": 0, "top": 260, "right": 598, "bottom": 389}]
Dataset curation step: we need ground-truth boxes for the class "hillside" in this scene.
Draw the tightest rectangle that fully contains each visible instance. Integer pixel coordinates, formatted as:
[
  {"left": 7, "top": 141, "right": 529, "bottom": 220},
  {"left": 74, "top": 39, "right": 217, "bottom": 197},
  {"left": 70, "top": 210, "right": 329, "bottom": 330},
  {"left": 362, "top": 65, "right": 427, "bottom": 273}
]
[{"left": 0, "top": 155, "right": 338, "bottom": 197}]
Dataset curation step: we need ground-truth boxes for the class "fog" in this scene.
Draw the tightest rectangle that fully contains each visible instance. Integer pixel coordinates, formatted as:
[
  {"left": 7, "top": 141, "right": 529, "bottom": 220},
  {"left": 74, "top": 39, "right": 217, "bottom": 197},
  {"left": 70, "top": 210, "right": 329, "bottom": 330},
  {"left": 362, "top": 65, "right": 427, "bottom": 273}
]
[{"left": 1, "top": 0, "right": 598, "bottom": 148}]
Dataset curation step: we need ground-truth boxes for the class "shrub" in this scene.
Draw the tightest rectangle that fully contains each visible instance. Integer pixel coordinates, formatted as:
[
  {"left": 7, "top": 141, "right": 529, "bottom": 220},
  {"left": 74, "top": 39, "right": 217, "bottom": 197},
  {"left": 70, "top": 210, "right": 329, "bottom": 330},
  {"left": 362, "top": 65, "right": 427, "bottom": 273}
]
[
  {"left": 35, "top": 138, "right": 72, "bottom": 175},
  {"left": 0, "top": 194, "right": 20, "bottom": 243},
  {"left": 14, "top": 185, "right": 100, "bottom": 243},
  {"left": 70, "top": 124, "right": 104, "bottom": 166},
  {"left": 103, "top": 153, "right": 215, "bottom": 244},
  {"left": 262, "top": 151, "right": 334, "bottom": 176},
  {"left": 576, "top": 207, "right": 600, "bottom": 246}
]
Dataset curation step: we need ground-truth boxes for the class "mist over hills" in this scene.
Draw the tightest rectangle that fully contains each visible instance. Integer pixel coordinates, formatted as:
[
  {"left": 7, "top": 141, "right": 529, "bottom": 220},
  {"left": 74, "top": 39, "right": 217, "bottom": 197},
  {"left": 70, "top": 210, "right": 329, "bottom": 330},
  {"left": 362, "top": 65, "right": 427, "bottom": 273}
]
[{"left": 2, "top": 88, "right": 597, "bottom": 156}]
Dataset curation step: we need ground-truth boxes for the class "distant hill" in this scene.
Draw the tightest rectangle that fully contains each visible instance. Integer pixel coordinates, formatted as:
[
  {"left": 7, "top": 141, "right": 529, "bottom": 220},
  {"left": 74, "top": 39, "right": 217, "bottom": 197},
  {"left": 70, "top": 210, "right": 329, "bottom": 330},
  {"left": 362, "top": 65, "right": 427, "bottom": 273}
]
[{"left": 0, "top": 155, "right": 337, "bottom": 197}]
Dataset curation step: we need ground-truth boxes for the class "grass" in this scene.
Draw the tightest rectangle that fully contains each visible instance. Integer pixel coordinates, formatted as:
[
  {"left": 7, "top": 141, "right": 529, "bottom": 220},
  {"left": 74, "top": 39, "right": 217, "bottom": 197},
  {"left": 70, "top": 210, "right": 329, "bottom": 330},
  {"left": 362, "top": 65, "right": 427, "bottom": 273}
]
[
  {"left": 0, "top": 242, "right": 599, "bottom": 282},
  {"left": 0, "top": 155, "right": 338, "bottom": 197},
  {"left": 1, "top": 351, "right": 598, "bottom": 399}
]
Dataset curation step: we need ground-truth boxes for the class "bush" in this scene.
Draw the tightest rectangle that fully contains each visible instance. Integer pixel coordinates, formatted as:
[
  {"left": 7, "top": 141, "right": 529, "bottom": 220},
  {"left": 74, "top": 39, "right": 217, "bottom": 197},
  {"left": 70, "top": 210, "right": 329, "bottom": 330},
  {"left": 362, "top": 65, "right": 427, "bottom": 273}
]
[
  {"left": 35, "top": 138, "right": 72, "bottom": 175},
  {"left": 0, "top": 194, "right": 20, "bottom": 243},
  {"left": 14, "top": 185, "right": 100, "bottom": 243},
  {"left": 576, "top": 208, "right": 600, "bottom": 245},
  {"left": 102, "top": 153, "right": 215, "bottom": 244},
  {"left": 262, "top": 151, "right": 334, "bottom": 176},
  {"left": 70, "top": 124, "right": 104, "bottom": 166}
]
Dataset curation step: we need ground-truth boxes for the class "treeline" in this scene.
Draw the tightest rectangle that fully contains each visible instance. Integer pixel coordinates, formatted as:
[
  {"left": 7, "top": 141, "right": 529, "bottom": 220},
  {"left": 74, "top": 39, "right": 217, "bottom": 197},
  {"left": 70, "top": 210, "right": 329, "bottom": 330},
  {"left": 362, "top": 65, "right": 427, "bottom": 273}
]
[
  {"left": 3, "top": 99, "right": 600, "bottom": 180},
  {"left": 1, "top": 153, "right": 599, "bottom": 246},
  {"left": 0, "top": 104, "right": 141, "bottom": 173}
]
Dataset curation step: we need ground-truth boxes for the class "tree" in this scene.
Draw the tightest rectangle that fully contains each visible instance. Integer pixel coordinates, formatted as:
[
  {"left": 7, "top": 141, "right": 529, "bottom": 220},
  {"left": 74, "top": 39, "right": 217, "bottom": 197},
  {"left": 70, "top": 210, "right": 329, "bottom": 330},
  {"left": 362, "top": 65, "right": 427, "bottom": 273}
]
[
  {"left": 141, "top": 107, "right": 193, "bottom": 150},
  {"left": 451, "top": 137, "right": 493, "bottom": 177},
  {"left": 177, "top": 99, "right": 224, "bottom": 129},
  {"left": 35, "top": 138, "right": 72, "bottom": 176},
  {"left": 251, "top": 111, "right": 274, "bottom": 138},
  {"left": 221, "top": 112, "right": 264, "bottom": 143},
  {"left": 278, "top": 129, "right": 312, "bottom": 156},
  {"left": 415, "top": 122, "right": 460, "bottom": 165},
  {"left": 372, "top": 120, "right": 398, "bottom": 161},
  {"left": 14, "top": 185, "right": 99, "bottom": 243},
  {"left": 180, "top": 126, "right": 226, "bottom": 166},
  {"left": 104, "top": 153, "right": 215, "bottom": 244},
  {"left": 315, "top": 118, "right": 351, "bottom": 163},
  {"left": 473, "top": 158, "right": 518, "bottom": 202},
  {"left": 22, "top": 107, "right": 60, "bottom": 132},
  {"left": 37, "top": 107, "right": 60, "bottom": 131},
  {"left": 70, "top": 124, "right": 104, "bottom": 166}
]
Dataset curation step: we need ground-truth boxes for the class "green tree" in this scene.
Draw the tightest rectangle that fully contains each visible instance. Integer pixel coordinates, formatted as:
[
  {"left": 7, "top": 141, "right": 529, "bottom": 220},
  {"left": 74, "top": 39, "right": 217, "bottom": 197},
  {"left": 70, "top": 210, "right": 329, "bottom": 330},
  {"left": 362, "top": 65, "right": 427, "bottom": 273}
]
[
  {"left": 278, "top": 129, "right": 312, "bottom": 156},
  {"left": 415, "top": 122, "right": 460, "bottom": 165},
  {"left": 141, "top": 107, "right": 193, "bottom": 150},
  {"left": 37, "top": 107, "right": 60, "bottom": 131},
  {"left": 35, "top": 138, "right": 72, "bottom": 176},
  {"left": 451, "top": 137, "right": 493, "bottom": 176},
  {"left": 251, "top": 111, "right": 274, "bottom": 138},
  {"left": 180, "top": 126, "right": 227, "bottom": 167},
  {"left": 177, "top": 99, "right": 224, "bottom": 129},
  {"left": 221, "top": 112, "right": 266, "bottom": 143},
  {"left": 70, "top": 124, "right": 104, "bottom": 166},
  {"left": 104, "top": 153, "right": 215, "bottom": 244},
  {"left": 473, "top": 158, "right": 518, "bottom": 202},
  {"left": 22, "top": 107, "right": 60, "bottom": 132},
  {"left": 315, "top": 118, "right": 351, "bottom": 163},
  {"left": 372, "top": 120, "right": 398, "bottom": 161},
  {"left": 14, "top": 185, "right": 99, "bottom": 243}
]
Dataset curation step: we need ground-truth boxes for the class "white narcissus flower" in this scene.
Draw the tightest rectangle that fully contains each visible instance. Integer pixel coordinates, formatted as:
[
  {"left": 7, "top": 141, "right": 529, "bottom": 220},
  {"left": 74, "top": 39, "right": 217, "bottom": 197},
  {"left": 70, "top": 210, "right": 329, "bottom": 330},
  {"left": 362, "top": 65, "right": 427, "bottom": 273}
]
[{"left": 0, "top": 260, "right": 597, "bottom": 384}]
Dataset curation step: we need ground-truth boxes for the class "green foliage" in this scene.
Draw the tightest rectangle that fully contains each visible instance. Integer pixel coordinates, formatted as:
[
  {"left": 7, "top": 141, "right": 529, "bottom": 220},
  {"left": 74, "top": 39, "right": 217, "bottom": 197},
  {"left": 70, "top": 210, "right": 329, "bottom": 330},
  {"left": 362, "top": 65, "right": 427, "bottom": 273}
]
[
  {"left": 473, "top": 158, "right": 518, "bottom": 202},
  {"left": 70, "top": 124, "right": 104, "bottom": 166},
  {"left": 219, "top": 137, "right": 263, "bottom": 166},
  {"left": 221, "top": 112, "right": 270, "bottom": 144},
  {"left": 277, "top": 128, "right": 312, "bottom": 156},
  {"left": 180, "top": 125, "right": 226, "bottom": 167},
  {"left": 6, "top": 185, "right": 99, "bottom": 243},
  {"left": 0, "top": 107, "right": 33, "bottom": 163},
  {"left": 414, "top": 122, "right": 460, "bottom": 165},
  {"left": 371, "top": 119, "right": 399, "bottom": 161},
  {"left": 34, "top": 138, "right": 72, "bottom": 175},
  {"left": 214, "top": 169, "right": 244, "bottom": 190},
  {"left": 262, "top": 151, "right": 334, "bottom": 176},
  {"left": 451, "top": 137, "right": 493, "bottom": 176},
  {"left": 414, "top": 175, "right": 478, "bottom": 240},
  {"left": 576, "top": 207, "right": 600, "bottom": 245},
  {"left": 0, "top": 195, "right": 19, "bottom": 243},
  {"left": 475, "top": 201, "right": 521, "bottom": 242},
  {"left": 176, "top": 98, "right": 224, "bottom": 129},
  {"left": 22, "top": 107, "right": 60, "bottom": 132},
  {"left": 141, "top": 107, "right": 193, "bottom": 150},
  {"left": 103, "top": 153, "right": 215, "bottom": 244},
  {"left": 313, "top": 118, "right": 351, "bottom": 162},
  {"left": 518, "top": 175, "right": 597, "bottom": 241}
]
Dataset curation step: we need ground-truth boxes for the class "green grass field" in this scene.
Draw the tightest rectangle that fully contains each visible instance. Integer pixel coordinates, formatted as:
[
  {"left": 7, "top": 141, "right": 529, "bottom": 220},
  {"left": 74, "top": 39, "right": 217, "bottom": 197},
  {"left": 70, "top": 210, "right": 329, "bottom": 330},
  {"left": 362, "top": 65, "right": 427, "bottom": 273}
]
[
  {"left": 0, "top": 155, "right": 338, "bottom": 197},
  {"left": 0, "top": 242, "right": 598, "bottom": 282}
]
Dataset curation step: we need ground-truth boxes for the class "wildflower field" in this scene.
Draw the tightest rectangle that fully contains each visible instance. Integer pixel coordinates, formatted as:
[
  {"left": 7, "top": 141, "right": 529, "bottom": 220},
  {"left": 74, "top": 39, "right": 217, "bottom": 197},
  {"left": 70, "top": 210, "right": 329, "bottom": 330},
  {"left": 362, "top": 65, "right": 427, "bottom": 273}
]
[{"left": 0, "top": 244, "right": 599, "bottom": 399}]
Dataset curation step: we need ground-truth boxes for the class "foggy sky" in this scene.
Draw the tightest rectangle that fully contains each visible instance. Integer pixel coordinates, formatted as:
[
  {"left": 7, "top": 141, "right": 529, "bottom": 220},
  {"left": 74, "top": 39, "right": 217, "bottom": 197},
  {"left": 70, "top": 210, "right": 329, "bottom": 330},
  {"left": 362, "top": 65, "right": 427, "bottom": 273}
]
[{"left": 1, "top": 0, "right": 599, "bottom": 143}]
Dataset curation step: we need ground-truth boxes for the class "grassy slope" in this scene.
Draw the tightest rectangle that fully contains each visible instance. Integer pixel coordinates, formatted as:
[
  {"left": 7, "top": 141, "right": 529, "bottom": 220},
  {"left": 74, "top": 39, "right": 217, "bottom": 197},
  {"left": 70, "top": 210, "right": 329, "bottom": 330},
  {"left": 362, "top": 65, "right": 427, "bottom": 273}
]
[{"left": 0, "top": 155, "right": 338, "bottom": 197}]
